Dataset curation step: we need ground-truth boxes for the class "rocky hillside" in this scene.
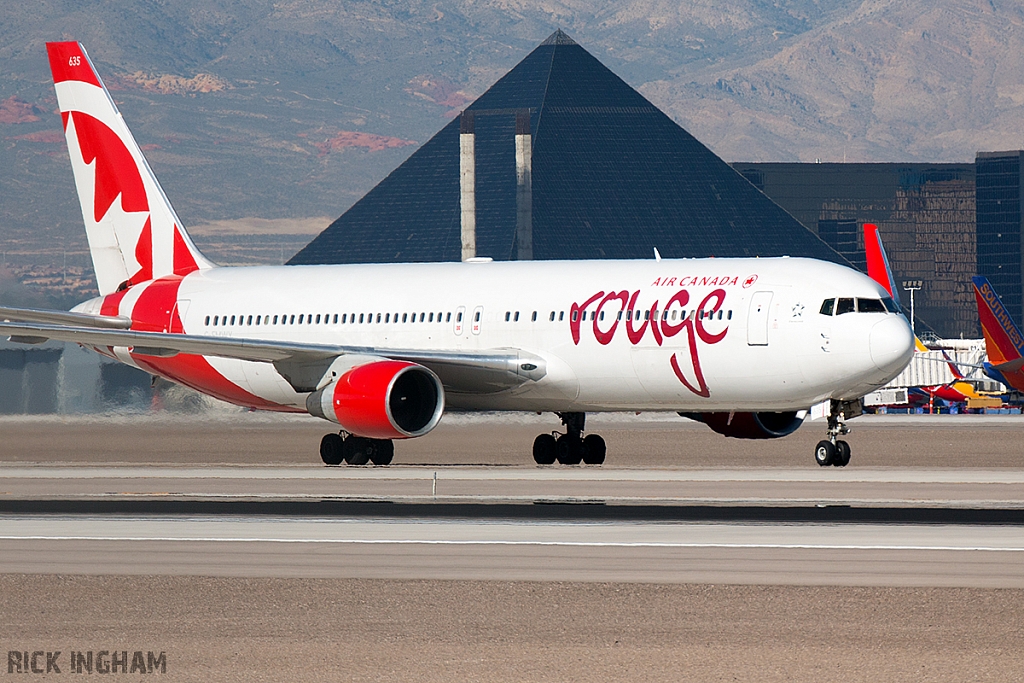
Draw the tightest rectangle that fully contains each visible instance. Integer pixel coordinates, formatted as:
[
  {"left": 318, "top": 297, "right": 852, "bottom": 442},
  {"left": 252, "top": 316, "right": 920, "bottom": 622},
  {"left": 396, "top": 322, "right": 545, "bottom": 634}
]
[{"left": 1, "top": 0, "right": 1021, "bottom": 303}]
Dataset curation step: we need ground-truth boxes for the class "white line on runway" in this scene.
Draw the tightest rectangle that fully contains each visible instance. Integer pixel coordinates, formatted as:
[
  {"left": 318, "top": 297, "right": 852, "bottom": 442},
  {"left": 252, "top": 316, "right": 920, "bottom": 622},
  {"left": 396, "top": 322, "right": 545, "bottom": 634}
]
[
  {"left": 3, "top": 465, "right": 1024, "bottom": 484},
  {"left": 1, "top": 535, "right": 1022, "bottom": 552},
  {"left": 3, "top": 517, "right": 1024, "bottom": 551}
]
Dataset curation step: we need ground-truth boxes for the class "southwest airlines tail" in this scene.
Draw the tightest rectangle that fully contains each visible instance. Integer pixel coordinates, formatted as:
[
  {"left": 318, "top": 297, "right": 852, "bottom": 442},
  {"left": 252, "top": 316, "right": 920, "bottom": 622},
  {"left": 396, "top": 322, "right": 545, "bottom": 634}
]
[
  {"left": 46, "top": 42, "right": 212, "bottom": 296},
  {"left": 972, "top": 275, "right": 1024, "bottom": 390}
]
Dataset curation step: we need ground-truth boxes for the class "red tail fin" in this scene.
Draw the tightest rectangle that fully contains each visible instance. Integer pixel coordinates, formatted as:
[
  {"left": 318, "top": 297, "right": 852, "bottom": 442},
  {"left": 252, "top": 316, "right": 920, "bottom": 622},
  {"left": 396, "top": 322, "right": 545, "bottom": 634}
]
[{"left": 864, "top": 223, "right": 898, "bottom": 297}]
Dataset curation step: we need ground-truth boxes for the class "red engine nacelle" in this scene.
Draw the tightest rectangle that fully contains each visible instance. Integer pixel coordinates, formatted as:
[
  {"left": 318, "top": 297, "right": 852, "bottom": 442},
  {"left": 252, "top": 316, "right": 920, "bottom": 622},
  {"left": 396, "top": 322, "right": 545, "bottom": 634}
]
[
  {"left": 679, "top": 411, "right": 804, "bottom": 439},
  {"left": 307, "top": 359, "right": 444, "bottom": 439}
]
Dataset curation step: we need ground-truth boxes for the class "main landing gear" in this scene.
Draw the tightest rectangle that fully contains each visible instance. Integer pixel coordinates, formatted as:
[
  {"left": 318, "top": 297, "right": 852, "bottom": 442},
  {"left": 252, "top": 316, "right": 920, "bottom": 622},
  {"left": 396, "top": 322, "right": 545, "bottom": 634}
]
[
  {"left": 814, "top": 399, "right": 861, "bottom": 467},
  {"left": 532, "top": 412, "right": 606, "bottom": 466},
  {"left": 320, "top": 432, "right": 394, "bottom": 466}
]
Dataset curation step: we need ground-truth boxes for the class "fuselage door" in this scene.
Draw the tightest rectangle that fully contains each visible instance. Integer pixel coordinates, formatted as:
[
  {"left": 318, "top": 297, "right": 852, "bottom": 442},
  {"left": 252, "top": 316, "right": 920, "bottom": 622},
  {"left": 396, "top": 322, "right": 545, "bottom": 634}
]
[
  {"left": 471, "top": 306, "right": 484, "bottom": 335},
  {"left": 747, "top": 291, "right": 773, "bottom": 346},
  {"left": 454, "top": 306, "right": 466, "bottom": 336}
]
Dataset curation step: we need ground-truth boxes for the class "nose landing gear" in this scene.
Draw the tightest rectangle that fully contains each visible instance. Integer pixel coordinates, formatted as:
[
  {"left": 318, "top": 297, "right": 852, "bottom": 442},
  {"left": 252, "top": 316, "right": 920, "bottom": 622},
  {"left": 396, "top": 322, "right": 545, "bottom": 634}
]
[
  {"left": 533, "top": 412, "right": 606, "bottom": 465},
  {"left": 814, "top": 399, "right": 860, "bottom": 467}
]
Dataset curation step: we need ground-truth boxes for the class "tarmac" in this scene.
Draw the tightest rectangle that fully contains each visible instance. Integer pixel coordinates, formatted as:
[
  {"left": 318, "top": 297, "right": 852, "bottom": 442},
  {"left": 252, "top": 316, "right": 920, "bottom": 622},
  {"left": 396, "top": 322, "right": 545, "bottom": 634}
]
[{"left": 1, "top": 411, "right": 1022, "bottom": 681}]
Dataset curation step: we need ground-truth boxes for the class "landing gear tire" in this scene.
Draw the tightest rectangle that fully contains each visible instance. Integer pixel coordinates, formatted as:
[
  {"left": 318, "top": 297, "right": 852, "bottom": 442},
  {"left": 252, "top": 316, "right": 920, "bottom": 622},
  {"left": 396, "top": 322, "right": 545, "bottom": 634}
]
[
  {"left": 343, "top": 436, "right": 371, "bottom": 466},
  {"left": 370, "top": 439, "right": 395, "bottom": 466},
  {"left": 533, "top": 433, "right": 557, "bottom": 465},
  {"left": 582, "top": 434, "right": 606, "bottom": 465},
  {"left": 320, "top": 433, "right": 344, "bottom": 466},
  {"left": 555, "top": 434, "right": 584, "bottom": 465},
  {"left": 833, "top": 440, "right": 851, "bottom": 467},
  {"left": 814, "top": 440, "right": 836, "bottom": 467}
]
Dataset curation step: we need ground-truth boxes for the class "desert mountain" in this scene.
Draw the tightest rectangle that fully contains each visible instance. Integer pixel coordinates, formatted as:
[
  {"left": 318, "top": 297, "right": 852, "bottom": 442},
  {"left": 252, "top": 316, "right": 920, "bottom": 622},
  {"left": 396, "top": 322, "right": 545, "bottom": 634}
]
[{"left": 1, "top": 0, "right": 1021, "bottom": 303}]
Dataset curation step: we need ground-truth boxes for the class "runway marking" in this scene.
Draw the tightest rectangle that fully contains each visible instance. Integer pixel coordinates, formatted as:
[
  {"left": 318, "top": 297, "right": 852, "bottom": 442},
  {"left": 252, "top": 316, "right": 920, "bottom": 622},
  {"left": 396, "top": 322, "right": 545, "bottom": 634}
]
[
  {"left": 1, "top": 536, "right": 1022, "bottom": 552},
  {"left": 4, "top": 466, "right": 1024, "bottom": 485}
]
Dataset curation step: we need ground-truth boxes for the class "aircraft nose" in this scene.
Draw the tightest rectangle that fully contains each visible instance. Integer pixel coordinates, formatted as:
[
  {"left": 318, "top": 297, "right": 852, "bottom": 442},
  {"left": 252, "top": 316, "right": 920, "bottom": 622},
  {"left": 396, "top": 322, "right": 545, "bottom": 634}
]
[{"left": 869, "top": 315, "right": 915, "bottom": 373}]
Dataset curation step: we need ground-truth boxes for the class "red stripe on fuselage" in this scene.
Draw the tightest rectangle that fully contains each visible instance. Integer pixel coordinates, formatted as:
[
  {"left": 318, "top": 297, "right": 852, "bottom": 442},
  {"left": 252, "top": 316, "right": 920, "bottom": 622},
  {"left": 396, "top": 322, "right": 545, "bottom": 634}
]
[{"left": 128, "top": 276, "right": 295, "bottom": 411}]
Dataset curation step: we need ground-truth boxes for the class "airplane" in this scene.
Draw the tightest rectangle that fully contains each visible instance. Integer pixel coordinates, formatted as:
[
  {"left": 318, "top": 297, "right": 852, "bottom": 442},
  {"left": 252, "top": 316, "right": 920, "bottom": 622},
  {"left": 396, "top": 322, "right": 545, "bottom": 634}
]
[
  {"left": 863, "top": 224, "right": 991, "bottom": 407},
  {"left": 0, "top": 42, "right": 915, "bottom": 468},
  {"left": 972, "top": 275, "right": 1024, "bottom": 392}
]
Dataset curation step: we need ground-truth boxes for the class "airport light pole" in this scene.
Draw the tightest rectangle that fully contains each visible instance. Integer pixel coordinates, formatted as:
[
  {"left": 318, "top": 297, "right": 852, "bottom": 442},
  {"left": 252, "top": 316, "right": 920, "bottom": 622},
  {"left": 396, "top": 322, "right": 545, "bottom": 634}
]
[{"left": 902, "top": 280, "right": 923, "bottom": 336}]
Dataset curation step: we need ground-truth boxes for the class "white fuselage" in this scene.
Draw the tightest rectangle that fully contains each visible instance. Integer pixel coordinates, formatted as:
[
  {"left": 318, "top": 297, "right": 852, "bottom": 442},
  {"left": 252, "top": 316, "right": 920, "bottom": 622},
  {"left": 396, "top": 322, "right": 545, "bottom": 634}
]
[{"left": 78, "top": 256, "right": 915, "bottom": 414}]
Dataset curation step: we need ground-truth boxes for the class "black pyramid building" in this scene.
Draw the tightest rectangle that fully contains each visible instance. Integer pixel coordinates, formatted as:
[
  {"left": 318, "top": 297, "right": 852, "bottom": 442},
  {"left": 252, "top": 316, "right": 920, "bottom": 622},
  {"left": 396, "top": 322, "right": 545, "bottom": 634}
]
[{"left": 289, "top": 31, "right": 844, "bottom": 265}]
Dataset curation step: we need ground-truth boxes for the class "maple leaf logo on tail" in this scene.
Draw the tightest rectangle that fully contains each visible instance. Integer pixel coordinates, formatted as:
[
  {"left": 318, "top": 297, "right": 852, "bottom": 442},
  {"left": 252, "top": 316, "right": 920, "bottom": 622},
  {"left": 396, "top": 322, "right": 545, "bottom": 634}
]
[{"left": 46, "top": 41, "right": 212, "bottom": 296}]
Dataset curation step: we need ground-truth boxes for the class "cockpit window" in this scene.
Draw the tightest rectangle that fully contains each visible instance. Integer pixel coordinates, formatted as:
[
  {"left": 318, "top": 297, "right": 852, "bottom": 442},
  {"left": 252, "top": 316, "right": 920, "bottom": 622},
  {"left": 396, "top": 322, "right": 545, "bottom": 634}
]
[
  {"left": 819, "top": 298, "right": 835, "bottom": 316},
  {"left": 881, "top": 297, "right": 900, "bottom": 313},
  {"left": 857, "top": 298, "right": 887, "bottom": 313},
  {"left": 836, "top": 298, "right": 855, "bottom": 315}
]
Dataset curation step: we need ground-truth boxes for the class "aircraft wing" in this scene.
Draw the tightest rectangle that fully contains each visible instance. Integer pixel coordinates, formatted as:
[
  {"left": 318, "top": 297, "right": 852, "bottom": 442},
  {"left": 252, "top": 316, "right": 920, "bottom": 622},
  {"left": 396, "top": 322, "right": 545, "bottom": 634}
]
[
  {"left": 0, "top": 320, "right": 546, "bottom": 395},
  {"left": 1, "top": 305, "right": 131, "bottom": 329}
]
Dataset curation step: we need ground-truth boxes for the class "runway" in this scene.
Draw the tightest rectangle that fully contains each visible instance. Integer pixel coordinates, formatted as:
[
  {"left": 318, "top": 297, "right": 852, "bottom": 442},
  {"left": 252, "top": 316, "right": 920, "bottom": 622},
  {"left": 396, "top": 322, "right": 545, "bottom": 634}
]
[
  {"left": 2, "top": 514, "right": 1024, "bottom": 586},
  {"left": 2, "top": 462, "right": 1023, "bottom": 586},
  {"left": 3, "top": 415, "right": 1024, "bottom": 681}
]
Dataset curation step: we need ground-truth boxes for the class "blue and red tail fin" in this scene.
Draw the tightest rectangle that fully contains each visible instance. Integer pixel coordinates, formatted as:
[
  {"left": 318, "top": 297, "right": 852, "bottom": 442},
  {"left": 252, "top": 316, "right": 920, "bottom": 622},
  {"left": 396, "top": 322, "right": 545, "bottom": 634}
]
[{"left": 972, "top": 276, "right": 1024, "bottom": 366}]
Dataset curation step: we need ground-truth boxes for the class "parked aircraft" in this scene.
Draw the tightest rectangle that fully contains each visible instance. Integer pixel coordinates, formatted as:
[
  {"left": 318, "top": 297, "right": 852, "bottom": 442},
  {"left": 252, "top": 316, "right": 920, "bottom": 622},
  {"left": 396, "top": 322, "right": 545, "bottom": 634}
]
[
  {"left": 863, "top": 224, "right": 990, "bottom": 406},
  {"left": 972, "top": 275, "right": 1024, "bottom": 392},
  {"left": 0, "top": 42, "right": 915, "bottom": 467}
]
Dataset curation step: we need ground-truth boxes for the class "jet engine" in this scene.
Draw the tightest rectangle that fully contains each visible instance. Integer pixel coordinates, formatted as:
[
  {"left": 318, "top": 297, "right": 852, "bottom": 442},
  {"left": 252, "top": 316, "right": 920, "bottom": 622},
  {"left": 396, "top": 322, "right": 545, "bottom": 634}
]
[
  {"left": 679, "top": 411, "right": 804, "bottom": 439},
  {"left": 306, "top": 358, "right": 444, "bottom": 439}
]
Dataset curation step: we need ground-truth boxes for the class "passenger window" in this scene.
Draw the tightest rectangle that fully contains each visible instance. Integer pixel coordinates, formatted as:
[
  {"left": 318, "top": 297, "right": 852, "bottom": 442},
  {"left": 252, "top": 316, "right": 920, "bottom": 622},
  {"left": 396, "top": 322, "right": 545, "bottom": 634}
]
[
  {"left": 213, "top": 316, "right": 219, "bottom": 326},
  {"left": 456, "top": 312, "right": 462, "bottom": 322},
  {"left": 836, "top": 298, "right": 855, "bottom": 315},
  {"left": 429, "top": 312, "right": 434, "bottom": 323},
  {"left": 571, "top": 310, "right": 579, "bottom": 322},
  {"left": 385, "top": 313, "right": 391, "bottom": 323},
  {"left": 341, "top": 314, "right": 346, "bottom": 324},
  {"left": 255, "top": 316, "right": 260, "bottom": 326},
  {"left": 333, "top": 314, "right": 338, "bottom": 323},
  {"left": 403, "top": 313, "right": 408, "bottom": 323},
  {"left": 298, "top": 314, "right": 304, "bottom": 324},
  {"left": 505, "top": 312, "right": 511, "bottom": 322},
  {"left": 359, "top": 314, "right": 364, "bottom": 323},
  {"left": 819, "top": 299, "right": 835, "bottom": 316},
  {"left": 229, "top": 315, "right": 235, "bottom": 325},
  {"left": 727, "top": 310, "right": 733, "bottom": 320},
  {"left": 315, "top": 314, "right": 321, "bottom": 324},
  {"left": 514, "top": 311, "right": 520, "bottom": 322},
  {"left": 446, "top": 312, "right": 452, "bottom": 322},
  {"left": 474, "top": 311, "right": 481, "bottom": 322},
  {"left": 419, "top": 313, "right": 425, "bottom": 322},
  {"left": 205, "top": 316, "right": 211, "bottom": 326},
  {"left": 532, "top": 311, "right": 537, "bottom": 322},
  {"left": 550, "top": 311, "right": 556, "bottom": 322},
  {"left": 559, "top": 311, "right": 564, "bottom": 322},
  {"left": 858, "top": 298, "right": 887, "bottom": 313},
  {"left": 290, "top": 315, "right": 295, "bottom": 324}
]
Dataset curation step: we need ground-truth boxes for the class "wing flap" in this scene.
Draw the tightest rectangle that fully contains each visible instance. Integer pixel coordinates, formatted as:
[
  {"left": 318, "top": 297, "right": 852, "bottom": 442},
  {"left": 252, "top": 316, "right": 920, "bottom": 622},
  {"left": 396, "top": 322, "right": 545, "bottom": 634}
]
[
  {"left": 0, "top": 305, "right": 131, "bottom": 329},
  {"left": 0, "top": 321, "right": 546, "bottom": 395}
]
